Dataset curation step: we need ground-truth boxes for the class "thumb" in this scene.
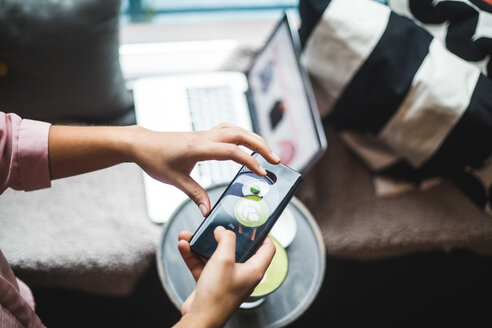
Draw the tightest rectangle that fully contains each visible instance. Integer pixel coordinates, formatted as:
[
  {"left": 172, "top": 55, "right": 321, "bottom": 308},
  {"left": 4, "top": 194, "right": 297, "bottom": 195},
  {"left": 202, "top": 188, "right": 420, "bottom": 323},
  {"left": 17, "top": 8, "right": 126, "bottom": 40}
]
[{"left": 174, "top": 175, "right": 211, "bottom": 216}]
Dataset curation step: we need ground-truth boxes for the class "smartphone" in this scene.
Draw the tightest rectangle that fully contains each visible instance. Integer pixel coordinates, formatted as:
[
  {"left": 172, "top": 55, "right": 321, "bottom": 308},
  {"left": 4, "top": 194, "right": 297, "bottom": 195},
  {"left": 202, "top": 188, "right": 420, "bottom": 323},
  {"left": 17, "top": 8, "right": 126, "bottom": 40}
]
[{"left": 189, "top": 153, "right": 302, "bottom": 263}]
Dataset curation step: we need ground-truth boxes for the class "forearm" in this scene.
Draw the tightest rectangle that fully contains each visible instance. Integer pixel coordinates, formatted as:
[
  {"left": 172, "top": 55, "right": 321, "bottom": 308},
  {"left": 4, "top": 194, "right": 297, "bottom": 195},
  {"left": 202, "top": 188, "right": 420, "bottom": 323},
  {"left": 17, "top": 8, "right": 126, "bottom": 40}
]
[{"left": 48, "top": 125, "right": 139, "bottom": 179}]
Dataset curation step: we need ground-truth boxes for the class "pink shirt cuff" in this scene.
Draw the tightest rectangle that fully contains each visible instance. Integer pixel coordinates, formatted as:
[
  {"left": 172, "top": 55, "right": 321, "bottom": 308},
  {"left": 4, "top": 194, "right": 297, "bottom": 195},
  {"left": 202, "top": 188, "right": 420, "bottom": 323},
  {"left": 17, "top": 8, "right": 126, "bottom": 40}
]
[{"left": 17, "top": 119, "right": 51, "bottom": 191}]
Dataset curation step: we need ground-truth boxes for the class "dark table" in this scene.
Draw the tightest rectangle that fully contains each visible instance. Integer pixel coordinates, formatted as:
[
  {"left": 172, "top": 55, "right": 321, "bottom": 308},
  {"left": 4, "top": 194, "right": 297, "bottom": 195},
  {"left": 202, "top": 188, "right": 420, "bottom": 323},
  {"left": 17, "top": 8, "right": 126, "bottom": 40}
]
[{"left": 157, "top": 183, "right": 325, "bottom": 327}]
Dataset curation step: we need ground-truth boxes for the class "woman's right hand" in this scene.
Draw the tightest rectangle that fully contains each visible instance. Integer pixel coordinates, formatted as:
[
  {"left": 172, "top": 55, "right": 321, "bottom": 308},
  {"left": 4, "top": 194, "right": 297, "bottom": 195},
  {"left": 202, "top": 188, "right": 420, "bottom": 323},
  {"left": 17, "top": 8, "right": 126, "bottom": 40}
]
[{"left": 173, "top": 226, "right": 276, "bottom": 328}]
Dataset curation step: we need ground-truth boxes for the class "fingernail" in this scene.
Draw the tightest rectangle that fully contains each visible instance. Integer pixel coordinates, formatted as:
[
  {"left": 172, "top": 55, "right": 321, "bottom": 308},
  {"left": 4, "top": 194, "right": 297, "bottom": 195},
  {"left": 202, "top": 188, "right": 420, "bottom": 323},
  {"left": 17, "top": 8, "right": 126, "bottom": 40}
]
[
  {"left": 271, "top": 152, "right": 281, "bottom": 162},
  {"left": 199, "top": 204, "right": 207, "bottom": 216},
  {"left": 259, "top": 165, "right": 267, "bottom": 175},
  {"left": 215, "top": 225, "right": 225, "bottom": 231}
]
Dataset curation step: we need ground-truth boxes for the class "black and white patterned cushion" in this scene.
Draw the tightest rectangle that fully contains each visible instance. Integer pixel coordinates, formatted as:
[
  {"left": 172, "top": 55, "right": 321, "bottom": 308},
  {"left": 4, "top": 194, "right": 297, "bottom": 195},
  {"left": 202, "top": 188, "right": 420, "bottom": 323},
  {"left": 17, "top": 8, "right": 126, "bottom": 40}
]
[{"left": 299, "top": 0, "right": 492, "bottom": 215}]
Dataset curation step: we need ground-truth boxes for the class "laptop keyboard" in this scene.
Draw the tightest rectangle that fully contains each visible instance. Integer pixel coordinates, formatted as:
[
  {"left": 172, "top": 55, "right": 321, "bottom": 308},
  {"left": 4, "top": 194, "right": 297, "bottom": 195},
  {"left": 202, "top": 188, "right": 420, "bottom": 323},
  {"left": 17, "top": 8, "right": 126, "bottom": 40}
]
[
  {"left": 186, "top": 85, "right": 241, "bottom": 185},
  {"left": 187, "top": 85, "right": 237, "bottom": 131}
]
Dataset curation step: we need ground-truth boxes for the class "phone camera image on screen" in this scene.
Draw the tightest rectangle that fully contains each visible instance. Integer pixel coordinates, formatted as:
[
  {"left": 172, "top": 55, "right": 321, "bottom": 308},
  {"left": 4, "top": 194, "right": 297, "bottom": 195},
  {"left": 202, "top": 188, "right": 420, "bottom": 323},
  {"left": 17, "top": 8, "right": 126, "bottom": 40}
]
[
  {"left": 190, "top": 153, "right": 302, "bottom": 263},
  {"left": 269, "top": 100, "right": 285, "bottom": 130},
  {"left": 234, "top": 172, "right": 277, "bottom": 242}
]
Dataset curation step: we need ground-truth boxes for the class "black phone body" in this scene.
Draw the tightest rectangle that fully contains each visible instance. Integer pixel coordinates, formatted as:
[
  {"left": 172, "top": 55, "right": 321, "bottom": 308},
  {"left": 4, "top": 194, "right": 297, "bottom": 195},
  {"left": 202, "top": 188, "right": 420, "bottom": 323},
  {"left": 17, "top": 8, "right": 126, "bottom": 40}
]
[{"left": 189, "top": 153, "right": 302, "bottom": 263}]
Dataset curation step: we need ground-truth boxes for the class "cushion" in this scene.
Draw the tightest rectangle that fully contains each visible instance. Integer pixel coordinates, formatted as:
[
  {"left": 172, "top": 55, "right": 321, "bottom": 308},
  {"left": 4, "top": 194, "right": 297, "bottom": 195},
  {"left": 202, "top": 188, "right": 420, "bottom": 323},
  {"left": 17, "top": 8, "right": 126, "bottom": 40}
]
[
  {"left": 299, "top": 0, "right": 492, "bottom": 216},
  {"left": 297, "top": 68, "right": 492, "bottom": 261},
  {"left": 0, "top": 0, "right": 134, "bottom": 125}
]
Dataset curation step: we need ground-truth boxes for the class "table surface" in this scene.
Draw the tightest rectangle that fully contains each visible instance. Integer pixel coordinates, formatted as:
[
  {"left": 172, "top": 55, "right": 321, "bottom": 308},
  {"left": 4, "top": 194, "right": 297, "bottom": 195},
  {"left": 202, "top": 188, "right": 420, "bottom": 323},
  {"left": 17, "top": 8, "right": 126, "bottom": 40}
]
[{"left": 157, "top": 183, "right": 326, "bottom": 328}]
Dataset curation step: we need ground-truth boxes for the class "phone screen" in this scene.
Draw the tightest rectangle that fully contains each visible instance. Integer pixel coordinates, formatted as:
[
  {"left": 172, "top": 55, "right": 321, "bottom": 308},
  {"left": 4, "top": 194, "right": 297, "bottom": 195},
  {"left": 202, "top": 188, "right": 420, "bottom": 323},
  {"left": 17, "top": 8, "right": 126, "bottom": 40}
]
[{"left": 190, "top": 153, "right": 302, "bottom": 262}]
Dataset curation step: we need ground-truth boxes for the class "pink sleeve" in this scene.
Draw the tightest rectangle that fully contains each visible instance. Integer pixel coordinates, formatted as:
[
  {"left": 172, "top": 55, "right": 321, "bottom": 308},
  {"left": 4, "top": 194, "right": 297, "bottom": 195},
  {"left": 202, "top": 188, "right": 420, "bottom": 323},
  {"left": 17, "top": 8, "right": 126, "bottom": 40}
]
[{"left": 0, "top": 112, "right": 51, "bottom": 193}]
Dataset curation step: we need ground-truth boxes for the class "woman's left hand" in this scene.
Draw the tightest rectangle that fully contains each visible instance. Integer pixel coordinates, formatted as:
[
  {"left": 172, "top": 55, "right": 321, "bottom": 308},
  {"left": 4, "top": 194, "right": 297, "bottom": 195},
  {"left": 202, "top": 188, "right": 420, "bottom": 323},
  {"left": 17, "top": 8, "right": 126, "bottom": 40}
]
[{"left": 131, "top": 123, "right": 280, "bottom": 215}]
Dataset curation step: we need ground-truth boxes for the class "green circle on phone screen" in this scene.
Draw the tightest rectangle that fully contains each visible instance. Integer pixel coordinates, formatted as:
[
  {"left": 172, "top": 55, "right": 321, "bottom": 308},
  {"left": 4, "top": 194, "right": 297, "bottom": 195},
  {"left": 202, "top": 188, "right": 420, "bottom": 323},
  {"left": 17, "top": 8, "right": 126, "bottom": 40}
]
[{"left": 234, "top": 195, "right": 270, "bottom": 227}]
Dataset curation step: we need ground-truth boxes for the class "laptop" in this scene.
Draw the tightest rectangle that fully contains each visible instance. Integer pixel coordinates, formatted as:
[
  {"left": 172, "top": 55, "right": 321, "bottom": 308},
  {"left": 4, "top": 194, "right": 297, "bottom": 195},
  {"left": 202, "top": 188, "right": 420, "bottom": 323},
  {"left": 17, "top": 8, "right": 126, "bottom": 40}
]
[{"left": 133, "top": 10, "right": 327, "bottom": 224}]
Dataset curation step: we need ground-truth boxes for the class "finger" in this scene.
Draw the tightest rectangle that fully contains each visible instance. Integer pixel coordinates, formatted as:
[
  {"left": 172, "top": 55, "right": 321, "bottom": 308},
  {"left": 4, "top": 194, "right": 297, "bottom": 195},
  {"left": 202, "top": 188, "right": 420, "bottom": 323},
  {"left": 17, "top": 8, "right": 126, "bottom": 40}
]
[
  {"left": 174, "top": 175, "right": 211, "bottom": 216},
  {"left": 199, "top": 144, "right": 267, "bottom": 176},
  {"left": 217, "top": 127, "right": 280, "bottom": 165},
  {"left": 178, "top": 230, "right": 193, "bottom": 242},
  {"left": 211, "top": 226, "right": 237, "bottom": 263},
  {"left": 178, "top": 239, "right": 205, "bottom": 281},
  {"left": 213, "top": 123, "right": 265, "bottom": 145},
  {"left": 244, "top": 236, "right": 276, "bottom": 273}
]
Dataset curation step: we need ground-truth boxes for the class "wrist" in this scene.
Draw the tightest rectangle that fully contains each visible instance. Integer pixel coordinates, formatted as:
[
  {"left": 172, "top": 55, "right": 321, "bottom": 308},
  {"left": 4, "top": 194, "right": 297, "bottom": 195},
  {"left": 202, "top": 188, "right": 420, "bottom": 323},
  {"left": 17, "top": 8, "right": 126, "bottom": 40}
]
[
  {"left": 117, "top": 125, "right": 145, "bottom": 164},
  {"left": 176, "top": 310, "right": 225, "bottom": 328}
]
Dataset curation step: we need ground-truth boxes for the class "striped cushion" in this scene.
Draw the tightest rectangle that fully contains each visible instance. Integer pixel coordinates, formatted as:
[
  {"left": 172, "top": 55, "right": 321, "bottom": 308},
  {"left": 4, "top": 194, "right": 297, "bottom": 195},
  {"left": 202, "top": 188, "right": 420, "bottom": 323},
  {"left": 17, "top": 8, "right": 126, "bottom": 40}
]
[{"left": 300, "top": 0, "right": 492, "bottom": 215}]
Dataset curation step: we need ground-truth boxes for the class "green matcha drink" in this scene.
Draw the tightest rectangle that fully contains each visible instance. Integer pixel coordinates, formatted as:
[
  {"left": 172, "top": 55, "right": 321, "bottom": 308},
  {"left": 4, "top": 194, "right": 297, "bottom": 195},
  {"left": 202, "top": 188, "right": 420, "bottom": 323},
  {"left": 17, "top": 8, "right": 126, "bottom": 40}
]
[{"left": 249, "top": 235, "right": 289, "bottom": 299}]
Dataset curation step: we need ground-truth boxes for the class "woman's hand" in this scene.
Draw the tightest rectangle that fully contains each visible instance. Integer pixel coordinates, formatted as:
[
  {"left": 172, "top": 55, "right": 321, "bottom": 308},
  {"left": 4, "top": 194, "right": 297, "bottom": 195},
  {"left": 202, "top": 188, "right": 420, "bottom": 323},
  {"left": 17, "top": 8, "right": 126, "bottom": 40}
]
[
  {"left": 48, "top": 123, "right": 280, "bottom": 216},
  {"left": 130, "top": 123, "right": 280, "bottom": 215},
  {"left": 174, "top": 227, "right": 275, "bottom": 328}
]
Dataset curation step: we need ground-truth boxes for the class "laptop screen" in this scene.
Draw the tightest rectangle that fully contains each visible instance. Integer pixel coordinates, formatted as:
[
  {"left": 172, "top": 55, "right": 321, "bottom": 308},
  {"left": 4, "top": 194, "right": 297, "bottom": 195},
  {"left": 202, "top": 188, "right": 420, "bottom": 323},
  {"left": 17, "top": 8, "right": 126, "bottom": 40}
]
[{"left": 247, "top": 13, "right": 326, "bottom": 173}]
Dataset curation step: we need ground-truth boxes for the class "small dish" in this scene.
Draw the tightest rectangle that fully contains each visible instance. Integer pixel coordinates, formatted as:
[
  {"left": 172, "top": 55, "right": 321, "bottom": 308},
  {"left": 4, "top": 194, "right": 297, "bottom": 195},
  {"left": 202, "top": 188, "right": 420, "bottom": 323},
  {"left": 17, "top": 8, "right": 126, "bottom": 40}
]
[{"left": 270, "top": 207, "right": 297, "bottom": 248}]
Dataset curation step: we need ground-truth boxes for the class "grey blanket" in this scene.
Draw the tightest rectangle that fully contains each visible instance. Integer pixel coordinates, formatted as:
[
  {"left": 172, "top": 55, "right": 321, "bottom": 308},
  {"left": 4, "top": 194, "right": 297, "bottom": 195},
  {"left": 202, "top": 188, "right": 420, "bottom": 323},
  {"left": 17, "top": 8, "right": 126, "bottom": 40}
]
[
  {"left": 298, "top": 127, "right": 492, "bottom": 259},
  {"left": 0, "top": 164, "right": 160, "bottom": 296}
]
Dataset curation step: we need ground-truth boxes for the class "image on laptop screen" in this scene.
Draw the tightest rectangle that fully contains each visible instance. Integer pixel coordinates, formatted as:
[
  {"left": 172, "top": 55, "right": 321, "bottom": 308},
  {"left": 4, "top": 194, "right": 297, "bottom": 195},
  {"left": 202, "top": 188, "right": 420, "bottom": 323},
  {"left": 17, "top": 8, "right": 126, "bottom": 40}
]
[{"left": 247, "top": 17, "right": 324, "bottom": 173}]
